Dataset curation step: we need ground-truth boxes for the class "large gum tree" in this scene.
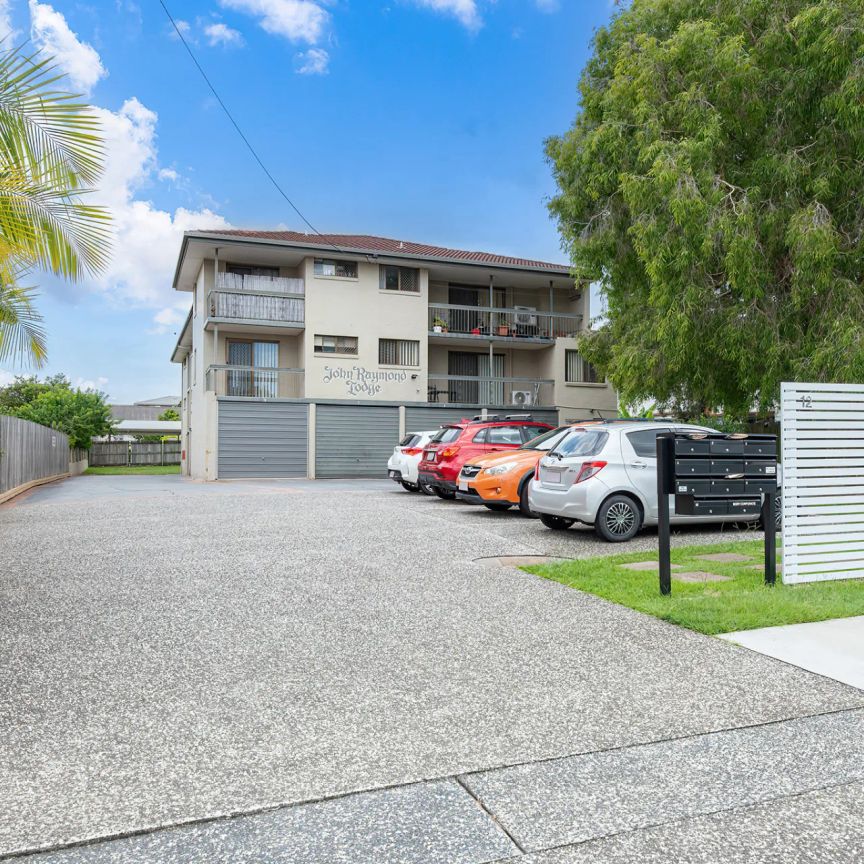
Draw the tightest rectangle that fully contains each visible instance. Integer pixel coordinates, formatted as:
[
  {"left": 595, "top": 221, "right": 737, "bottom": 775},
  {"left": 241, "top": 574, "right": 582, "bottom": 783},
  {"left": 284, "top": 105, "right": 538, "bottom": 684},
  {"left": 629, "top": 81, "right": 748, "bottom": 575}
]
[
  {"left": 546, "top": 0, "right": 864, "bottom": 419},
  {"left": 0, "top": 47, "right": 110, "bottom": 365}
]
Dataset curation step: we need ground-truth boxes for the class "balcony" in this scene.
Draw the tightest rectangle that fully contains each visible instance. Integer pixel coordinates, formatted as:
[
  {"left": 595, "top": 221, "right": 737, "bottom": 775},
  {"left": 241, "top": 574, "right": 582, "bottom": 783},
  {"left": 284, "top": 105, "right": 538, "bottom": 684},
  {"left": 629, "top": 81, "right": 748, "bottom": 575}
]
[
  {"left": 206, "top": 364, "right": 304, "bottom": 398},
  {"left": 426, "top": 375, "right": 554, "bottom": 408},
  {"left": 206, "top": 272, "right": 305, "bottom": 332},
  {"left": 428, "top": 304, "right": 581, "bottom": 348}
]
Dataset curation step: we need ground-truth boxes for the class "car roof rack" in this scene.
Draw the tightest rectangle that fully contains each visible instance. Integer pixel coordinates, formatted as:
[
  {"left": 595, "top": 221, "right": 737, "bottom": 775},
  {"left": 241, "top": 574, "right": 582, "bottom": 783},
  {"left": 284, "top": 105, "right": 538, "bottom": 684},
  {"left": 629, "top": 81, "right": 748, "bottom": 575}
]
[{"left": 469, "top": 414, "right": 534, "bottom": 422}]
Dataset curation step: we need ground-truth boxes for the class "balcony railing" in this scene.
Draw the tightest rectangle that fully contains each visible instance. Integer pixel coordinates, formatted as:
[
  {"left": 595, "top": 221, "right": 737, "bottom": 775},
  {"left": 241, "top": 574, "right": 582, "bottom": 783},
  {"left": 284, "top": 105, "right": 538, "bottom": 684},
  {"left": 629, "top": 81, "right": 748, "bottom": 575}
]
[
  {"left": 206, "top": 365, "right": 304, "bottom": 398},
  {"left": 426, "top": 375, "right": 554, "bottom": 408},
  {"left": 429, "top": 304, "right": 581, "bottom": 340},
  {"left": 208, "top": 272, "right": 305, "bottom": 326}
]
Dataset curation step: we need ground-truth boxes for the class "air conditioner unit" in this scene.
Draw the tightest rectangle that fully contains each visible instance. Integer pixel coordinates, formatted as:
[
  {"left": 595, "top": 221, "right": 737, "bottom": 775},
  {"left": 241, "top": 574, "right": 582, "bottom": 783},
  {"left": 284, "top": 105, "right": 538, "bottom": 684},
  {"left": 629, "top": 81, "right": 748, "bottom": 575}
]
[
  {"left": 513, "top": 306, "right": 537, "bottom": 326},
  {"left": 512, "top": 390, "right": 534, "bottom": 407}
]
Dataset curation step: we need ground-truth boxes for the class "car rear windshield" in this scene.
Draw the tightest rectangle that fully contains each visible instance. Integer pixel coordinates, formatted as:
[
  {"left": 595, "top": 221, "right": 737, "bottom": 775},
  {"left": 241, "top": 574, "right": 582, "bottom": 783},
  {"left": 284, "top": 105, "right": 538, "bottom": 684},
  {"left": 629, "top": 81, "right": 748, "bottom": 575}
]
[
  {"left": 399, "top": 434, "right": 420, "bottom": 447},
  {"left": 431, "top": 426, "right": 462, "bottom": 444},
  {"left": 552, "top": 428, "right": 608, "bottom": 458},
  {"left": 520, "top": 426, "right": 569, "bottom": 451}
]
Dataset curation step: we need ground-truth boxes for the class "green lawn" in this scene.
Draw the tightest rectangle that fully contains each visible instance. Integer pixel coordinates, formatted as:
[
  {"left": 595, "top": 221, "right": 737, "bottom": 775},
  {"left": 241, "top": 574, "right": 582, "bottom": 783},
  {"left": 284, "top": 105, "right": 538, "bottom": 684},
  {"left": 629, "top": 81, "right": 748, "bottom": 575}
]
[
  {"left": 84, "top": 465, "right": 181, "bottom": 475},
  {"left": 523, "top": 540, "right": 864, "bottom": 635}
]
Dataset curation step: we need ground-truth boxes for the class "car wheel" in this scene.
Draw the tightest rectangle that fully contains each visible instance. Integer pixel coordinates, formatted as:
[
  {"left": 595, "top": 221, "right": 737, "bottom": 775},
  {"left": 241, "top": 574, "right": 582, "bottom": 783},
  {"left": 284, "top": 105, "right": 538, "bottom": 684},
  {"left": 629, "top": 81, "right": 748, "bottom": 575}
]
[
  {"left": 434, "top": 487, "right": 456, "bottom": 500},
  {"left": 484, "top": 502, "right": 512, "bottom": 512},
  {"left": 400, "top": 480, "right": 419, "bottom": 493},
  {"left": 518, "top": 475, "right": 537, "bottom": 518},
  {"left": 539, "top": 513, "right": 575, "bottom": 531},
  {"left": 595, "top": 494, "right": 641, "bottom": 542},
  {"left": 419, "top": 482, "right": 436, "bottom": 496}
]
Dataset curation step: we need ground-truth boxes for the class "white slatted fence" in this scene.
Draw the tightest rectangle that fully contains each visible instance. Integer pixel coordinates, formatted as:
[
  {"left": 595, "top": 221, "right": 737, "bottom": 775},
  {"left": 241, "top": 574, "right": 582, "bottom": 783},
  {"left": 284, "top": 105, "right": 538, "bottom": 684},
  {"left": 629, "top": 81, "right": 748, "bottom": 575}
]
[{"left": 781, "top": 382, "right": 864, "bottom": 583}]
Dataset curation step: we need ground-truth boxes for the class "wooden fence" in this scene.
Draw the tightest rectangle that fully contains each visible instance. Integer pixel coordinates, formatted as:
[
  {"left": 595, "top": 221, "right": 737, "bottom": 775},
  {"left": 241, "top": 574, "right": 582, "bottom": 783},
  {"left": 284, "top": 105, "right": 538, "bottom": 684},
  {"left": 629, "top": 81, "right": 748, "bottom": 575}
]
[
  {"left": 90, "top": 441, "right": 181, "bottom": 467},
  {"left": 0, "top": 415, "right": 71, "bottom": 498}
]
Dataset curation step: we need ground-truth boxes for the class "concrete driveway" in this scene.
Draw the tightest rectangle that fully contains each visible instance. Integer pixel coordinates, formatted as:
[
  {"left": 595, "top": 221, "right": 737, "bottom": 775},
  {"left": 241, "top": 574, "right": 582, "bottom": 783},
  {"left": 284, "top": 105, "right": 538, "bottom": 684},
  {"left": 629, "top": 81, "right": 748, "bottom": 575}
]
[{"left": 2, "top": 476, "right": 863, "bottom": 862}]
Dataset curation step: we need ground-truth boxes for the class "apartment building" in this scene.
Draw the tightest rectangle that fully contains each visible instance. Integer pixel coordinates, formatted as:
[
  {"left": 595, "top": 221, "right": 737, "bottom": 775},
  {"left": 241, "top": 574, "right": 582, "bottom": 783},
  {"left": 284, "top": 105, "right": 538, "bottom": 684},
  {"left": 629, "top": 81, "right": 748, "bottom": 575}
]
[{"left": 170, "top": 230, "right": 618, "bottom": 479}]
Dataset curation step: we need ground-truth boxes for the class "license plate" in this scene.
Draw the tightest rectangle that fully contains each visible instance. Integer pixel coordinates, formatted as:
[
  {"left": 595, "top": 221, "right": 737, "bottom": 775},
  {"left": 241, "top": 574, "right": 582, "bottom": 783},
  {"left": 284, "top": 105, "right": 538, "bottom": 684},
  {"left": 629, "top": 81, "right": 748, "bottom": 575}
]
[
  {"left": 458, "top": 480, "right": 469, "bottom": 492},
  {"left": 388, "top": 470, "right": 399, "bottom": 479}
]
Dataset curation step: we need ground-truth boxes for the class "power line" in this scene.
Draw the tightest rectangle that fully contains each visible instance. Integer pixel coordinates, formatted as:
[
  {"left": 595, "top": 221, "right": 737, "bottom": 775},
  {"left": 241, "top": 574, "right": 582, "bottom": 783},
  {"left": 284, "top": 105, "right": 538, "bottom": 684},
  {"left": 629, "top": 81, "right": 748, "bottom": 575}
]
[{"left": 157, "top": 0, "right": 344, "bottom": 253}]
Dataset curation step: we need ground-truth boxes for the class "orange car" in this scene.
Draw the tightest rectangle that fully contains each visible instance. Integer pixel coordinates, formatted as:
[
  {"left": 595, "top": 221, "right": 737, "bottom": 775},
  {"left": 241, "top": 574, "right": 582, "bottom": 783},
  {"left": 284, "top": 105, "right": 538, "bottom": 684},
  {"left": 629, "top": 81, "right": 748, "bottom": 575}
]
[{"left": 455, "top": 425, "right": 576, "bottom": 516}]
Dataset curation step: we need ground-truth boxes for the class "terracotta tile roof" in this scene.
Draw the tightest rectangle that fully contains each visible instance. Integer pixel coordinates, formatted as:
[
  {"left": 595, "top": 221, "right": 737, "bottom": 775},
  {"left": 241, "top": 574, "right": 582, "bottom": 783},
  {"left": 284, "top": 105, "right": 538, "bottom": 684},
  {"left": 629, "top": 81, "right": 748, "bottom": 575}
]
[{"left": 196, "top": 229, "right": 570, "bottom": 272}]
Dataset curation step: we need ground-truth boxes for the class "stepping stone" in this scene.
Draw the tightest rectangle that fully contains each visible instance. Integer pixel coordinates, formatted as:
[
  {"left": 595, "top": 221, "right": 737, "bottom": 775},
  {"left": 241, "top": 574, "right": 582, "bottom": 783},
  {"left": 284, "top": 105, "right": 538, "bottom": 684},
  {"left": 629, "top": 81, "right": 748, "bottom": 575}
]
[
  {"left": 697, "top": 552, "right": 753, "bottom": 563},
  {"left": 479, "top": 555, "right": 571, "bottom": 568},
  {"left": 620, "top": 561, "right": 682, "bottom": 571},
  {"left": 750, "top": 563, "right": 783, "bottom": 573},
  {"left": 674, "top": 571, "right": 732, "bottom": 583}
]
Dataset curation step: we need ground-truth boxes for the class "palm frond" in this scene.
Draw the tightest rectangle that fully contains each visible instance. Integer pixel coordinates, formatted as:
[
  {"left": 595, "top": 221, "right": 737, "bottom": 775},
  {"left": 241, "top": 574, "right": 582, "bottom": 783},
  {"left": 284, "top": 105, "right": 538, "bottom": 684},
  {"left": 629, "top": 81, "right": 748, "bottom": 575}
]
[{"left": 0, "top": 281, "right": 47, "bottom": 366}]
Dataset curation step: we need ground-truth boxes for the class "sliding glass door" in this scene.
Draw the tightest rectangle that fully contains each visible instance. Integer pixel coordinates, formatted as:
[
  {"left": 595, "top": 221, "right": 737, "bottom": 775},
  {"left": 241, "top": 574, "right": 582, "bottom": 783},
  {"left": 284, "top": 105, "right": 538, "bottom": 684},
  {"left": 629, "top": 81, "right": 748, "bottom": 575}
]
[
  {"left": 448, "top": 351, "right": 504, "bottom": 405},
  {"left": 227, "top": 340, "right": 278, "bottom": 397}
]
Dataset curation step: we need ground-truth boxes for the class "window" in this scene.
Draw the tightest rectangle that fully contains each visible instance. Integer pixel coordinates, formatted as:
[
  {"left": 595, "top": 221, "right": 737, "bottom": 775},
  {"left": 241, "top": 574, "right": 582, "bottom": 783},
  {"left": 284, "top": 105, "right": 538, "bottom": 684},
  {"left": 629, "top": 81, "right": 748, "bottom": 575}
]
[
  {"left": 314, "top": 334, "right": 358, "bottom": 356},
  {"left": 226, "top": 263, "right": 280, "bottom": 277},
  {"left": 432, "top": 426, "right": 462, "bottom": 444},
  {"left": 520, "top": 426, "right": 570, "bottom": 451},
  {"left": 226, "top": 340, "right": 278, "bottom": 398},
  {"left": 314, "top": 258, "right": 358, "bottom": 278},
  {"left": 380, "top": 265, "right": 419, "bottom": 293},
  {"left": 487, "top": 426, "right": 524, "bottom": 446},
  {"left": 472, "top": 429, "right": 488, "bottom": 443},
  {"left": 553, "top": 429, "right": 609, "bottom": 458},
  {"left": 565, "top": 350, "right": 599, "bottom": 384},
  {"left": 399, "top": 433, "right": 420, "bottom": 448},
  {"left": 626, "top": 429, "right": 672, "bottom": 458},
  {"left": 379, "top": 338, "right": 420, "bottom": 366}
]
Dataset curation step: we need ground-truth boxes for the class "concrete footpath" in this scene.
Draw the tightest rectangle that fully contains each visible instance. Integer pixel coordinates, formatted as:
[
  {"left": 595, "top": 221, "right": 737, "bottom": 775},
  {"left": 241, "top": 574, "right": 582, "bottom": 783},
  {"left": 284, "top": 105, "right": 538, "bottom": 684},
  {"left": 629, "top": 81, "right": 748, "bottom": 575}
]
[
  {"left": 2, "top": 476, "right": 863, "bottom": 863},
  {"left": 719, "top": 615, "right": 864, "bottom": 691}
]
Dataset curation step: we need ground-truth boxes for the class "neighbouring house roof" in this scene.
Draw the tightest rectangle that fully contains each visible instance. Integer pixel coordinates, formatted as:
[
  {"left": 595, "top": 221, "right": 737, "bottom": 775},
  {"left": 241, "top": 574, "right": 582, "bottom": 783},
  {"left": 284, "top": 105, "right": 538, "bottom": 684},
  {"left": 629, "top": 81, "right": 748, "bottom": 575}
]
[
  {"left": 175, "top": 230, "right": 572, "bottom": 286},
  {"left": 110, "top": 405, "right": 173, "bottom": 422},
  {"left": 134, "top": 396, "right": 180, "bottom": 407},
  {"left": 113, "top": 419, "right": 181, "bottom": 435}
]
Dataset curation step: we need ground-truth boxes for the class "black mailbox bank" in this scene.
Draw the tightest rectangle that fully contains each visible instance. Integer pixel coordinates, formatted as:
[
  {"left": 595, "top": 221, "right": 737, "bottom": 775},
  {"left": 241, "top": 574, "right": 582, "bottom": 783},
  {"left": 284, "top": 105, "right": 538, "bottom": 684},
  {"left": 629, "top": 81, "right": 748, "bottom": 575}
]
[{"left": 656, "top": 432, "right": 779, "bottom": 594}]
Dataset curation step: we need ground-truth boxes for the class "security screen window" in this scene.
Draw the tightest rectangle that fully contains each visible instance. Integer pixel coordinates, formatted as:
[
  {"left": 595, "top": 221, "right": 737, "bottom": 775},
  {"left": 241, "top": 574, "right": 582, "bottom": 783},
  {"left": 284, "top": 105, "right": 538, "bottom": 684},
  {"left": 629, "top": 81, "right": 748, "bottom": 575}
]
[
  {"left": 565, "top": 350, "right": 599, "bottom": 383},
  {"left": 314, "top": 334, "right": 358, "bottom": 355},
  {"left": 226, "top": 340, "right": 278, "bottom": 398},
  {"left": 314, "top": 258, "right": 358, "bottom": 278},
  {"left": 381, "top": 266, "right": 419, "bottom": 293},
  {"left": 379, "top": 338, "right": 420, "bottom": 366}
]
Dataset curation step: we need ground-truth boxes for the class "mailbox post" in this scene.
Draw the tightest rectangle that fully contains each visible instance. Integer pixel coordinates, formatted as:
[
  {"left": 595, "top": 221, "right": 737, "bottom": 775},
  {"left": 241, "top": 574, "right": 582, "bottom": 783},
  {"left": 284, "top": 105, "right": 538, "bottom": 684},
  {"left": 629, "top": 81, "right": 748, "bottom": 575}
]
[{"left": 656, "top": 432, "right": 778, "bottom": 595}]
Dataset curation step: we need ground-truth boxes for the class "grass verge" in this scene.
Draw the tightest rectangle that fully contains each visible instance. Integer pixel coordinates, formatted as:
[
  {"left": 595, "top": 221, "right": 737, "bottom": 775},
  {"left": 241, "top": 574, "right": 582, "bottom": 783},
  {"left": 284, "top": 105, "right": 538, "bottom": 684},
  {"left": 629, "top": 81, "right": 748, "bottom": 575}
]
[
  {"left": 523, "top": 539, "right": 864, "bottom": 635},
  {"left": 84, "top": 465, "right": 181, "bottom": 475}
]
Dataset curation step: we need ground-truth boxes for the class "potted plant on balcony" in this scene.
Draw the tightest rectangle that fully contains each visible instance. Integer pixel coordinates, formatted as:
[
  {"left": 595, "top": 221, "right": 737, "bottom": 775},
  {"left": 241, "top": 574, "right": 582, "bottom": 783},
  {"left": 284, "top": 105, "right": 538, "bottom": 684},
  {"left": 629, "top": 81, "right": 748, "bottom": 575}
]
[
  {"left": 497, "top": 323, "right": 511, "bottom": 336},
  {"left": 432, "top": 316, "right": 448, "bottom": 333}
]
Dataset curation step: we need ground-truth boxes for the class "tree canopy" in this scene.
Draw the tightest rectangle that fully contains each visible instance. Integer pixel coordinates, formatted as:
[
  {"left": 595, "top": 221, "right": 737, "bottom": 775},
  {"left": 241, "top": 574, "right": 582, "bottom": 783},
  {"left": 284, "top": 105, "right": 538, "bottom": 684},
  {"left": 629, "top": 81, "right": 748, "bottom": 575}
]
[
  {"left": 0, "top": 374, "right": 113, "bottom": 448},
  {"left": 546, "top": 0, "right": 864, "bottom": 419}
]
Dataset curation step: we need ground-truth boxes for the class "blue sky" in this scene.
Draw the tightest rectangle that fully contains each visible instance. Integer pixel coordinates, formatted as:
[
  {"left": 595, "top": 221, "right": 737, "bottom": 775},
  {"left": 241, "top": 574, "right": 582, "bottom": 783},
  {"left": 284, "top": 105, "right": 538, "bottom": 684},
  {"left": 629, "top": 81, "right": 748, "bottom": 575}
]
[{"left": 1, "top": 0, "right": 617, "bottom": 402}]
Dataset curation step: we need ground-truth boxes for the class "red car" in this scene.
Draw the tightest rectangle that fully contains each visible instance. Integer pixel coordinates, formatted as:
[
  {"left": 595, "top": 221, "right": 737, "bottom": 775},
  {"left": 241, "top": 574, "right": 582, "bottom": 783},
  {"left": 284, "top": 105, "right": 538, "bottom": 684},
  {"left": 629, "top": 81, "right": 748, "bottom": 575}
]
[{"left": 418, "top": 415, "right": 554, "bottom": 500}]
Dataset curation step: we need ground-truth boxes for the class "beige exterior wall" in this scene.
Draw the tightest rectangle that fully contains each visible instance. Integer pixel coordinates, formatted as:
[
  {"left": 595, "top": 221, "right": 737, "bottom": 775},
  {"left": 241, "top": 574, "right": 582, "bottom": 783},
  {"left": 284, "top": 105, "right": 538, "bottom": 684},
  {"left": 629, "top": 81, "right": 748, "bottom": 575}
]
[{"left": 301, "top": 257, "right": 429, "bottom": 404}]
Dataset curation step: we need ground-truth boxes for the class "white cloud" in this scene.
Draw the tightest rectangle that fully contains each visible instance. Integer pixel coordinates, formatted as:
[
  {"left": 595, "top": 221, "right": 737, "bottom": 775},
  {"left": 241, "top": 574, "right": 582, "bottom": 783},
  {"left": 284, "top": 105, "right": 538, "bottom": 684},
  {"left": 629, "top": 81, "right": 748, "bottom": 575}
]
[
  {"left": 0, "top": 368, "right": 14, "bottom": 388},
  {"left": 295, "top": 47, "right": 328, "bottom": 75},
  {"left": 535, "top": 0, "right": 560, "bottom": 11},
  {"left": 219, "top": 0, "right": 328, "bottom": 43},
  {"left": 149, "top": 304, "right": 189, "bottom": 335},
  {"left": 29, "top": 1, "right": 107, "bottom": 96},
  {"left": 0, "top": 0, "right": 18, "bottom": 41},
  {"left": 89, "top": 97, "right": 230, "bottom": 314},
  {"left": 411, "top": 0, "right": 482, "bottom": 30},
  {"left": 157, "top": 167, "right": 179, "bottom": 182},
  {"left": 204, "top": 21, "right": 244, "bottom": 47},
  {"left": 74, "top": 375, "right": 109, "bottom": 393}
]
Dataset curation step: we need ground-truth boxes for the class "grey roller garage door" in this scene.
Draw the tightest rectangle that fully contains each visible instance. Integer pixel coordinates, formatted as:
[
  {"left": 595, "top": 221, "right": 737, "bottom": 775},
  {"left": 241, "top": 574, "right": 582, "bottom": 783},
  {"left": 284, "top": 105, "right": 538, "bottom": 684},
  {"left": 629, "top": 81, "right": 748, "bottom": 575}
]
[
  {"left": 316, "top": 404, "right": 399, "bottom": 478},
  {"left": 404, "top": 406, "right": 475, "bottom": 433},
  {"left": 218, "top": 400, "right": 308, "bottom": 478}
]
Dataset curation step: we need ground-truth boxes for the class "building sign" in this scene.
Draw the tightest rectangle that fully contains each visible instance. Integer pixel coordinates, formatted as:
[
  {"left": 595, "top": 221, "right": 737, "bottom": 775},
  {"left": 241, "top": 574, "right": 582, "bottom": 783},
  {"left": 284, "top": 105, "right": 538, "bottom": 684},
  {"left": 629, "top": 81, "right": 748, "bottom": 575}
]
[{"left": 323, "top": 365, "right": 409, "bottom": 397}]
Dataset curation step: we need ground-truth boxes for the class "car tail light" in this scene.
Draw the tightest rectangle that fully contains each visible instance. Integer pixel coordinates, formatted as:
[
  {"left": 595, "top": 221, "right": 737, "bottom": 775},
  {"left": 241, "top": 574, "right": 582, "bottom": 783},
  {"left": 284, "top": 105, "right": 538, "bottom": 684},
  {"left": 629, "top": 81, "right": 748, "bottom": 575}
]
[
  {"left": 534, "top": 461, "right": 541, "bottom": 480},
  {"left": 573, "top": 461, "right": 607, "bottom": 484},
  {"left": 402, "top": 447, "right": 423, "bottom": 456},
  {"left": 440, "top": 446, "right": 461, "bottom": 459}
]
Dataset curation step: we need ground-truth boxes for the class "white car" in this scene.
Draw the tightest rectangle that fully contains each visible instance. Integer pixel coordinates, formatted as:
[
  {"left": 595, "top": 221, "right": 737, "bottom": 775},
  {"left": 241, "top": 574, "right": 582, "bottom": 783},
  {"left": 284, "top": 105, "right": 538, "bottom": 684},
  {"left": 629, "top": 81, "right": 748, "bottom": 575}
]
[
  {"left": 388, "top": 430, "right": 437, "bottom": 493},
  {"left": 529, "top": 421, "right": 781, "bottom": 542}
]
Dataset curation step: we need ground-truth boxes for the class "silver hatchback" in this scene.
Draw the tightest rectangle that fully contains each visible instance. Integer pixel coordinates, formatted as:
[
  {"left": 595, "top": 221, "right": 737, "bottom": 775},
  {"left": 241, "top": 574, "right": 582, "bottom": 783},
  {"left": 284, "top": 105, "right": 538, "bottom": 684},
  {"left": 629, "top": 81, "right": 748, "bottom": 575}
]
[{"left": 529, "top": 421, "right": 773, "bottom": 542}]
